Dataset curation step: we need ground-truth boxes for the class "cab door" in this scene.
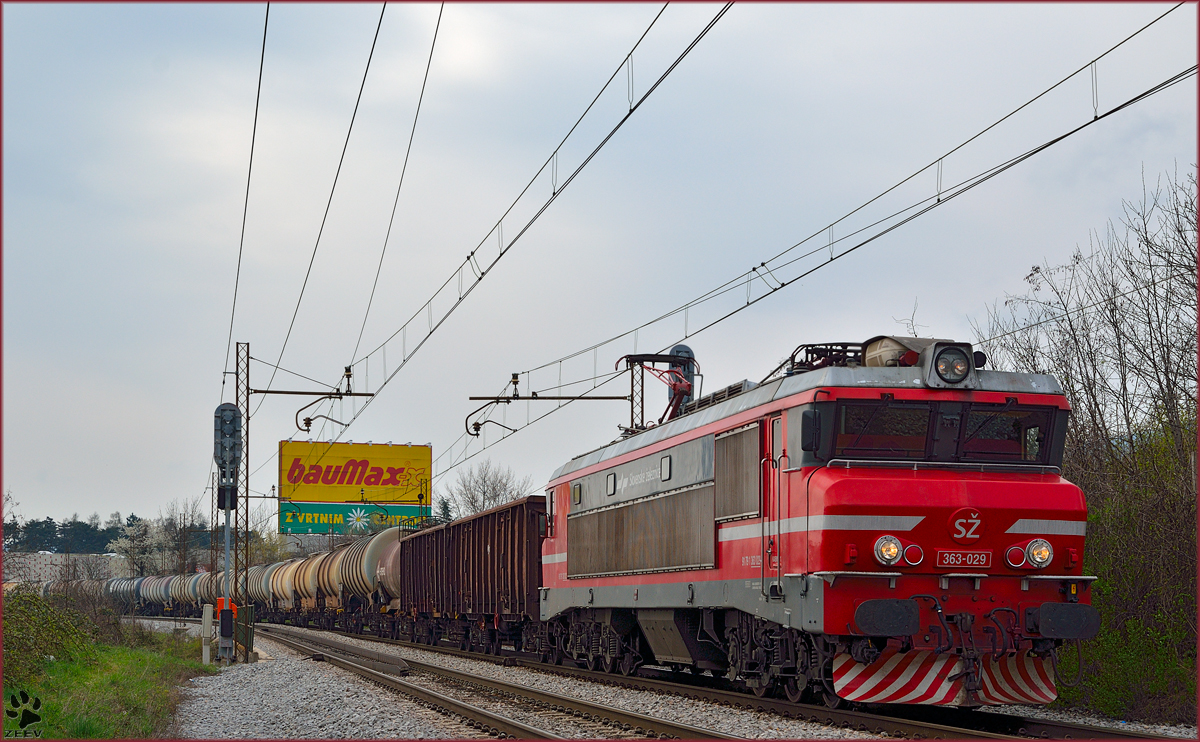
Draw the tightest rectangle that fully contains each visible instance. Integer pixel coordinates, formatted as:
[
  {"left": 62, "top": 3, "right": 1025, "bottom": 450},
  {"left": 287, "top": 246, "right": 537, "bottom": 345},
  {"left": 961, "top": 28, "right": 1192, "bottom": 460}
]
[{"left": 762, "top": 414, "right": 785, "bottom": 596}]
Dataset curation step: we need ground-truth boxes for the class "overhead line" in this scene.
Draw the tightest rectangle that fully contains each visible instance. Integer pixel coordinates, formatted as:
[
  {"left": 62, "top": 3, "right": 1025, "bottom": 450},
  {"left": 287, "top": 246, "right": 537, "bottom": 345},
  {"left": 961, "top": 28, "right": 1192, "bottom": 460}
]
[
  {"left": 429, "top": 63, "right": 1197, "bottom": 478},
  {"left": 314, "top": 3, "right": 732, "bottom": 460},
  {"left": 221, "top": 2, "right": 270, "bottom": 403},
  {"left": 255, "top": 3, "right": 387, "bottom": 416},
  {"left": 249, "top": 355, "right": 339, "bottom": 390},
  {"left": 352, "top": 3, "right": 446, "bottom": 363},
  {"left": 654, "top": 66, "right": 1200, "bottom": 349},
  {"left": 205, "top": 2, "right": 270, "bottom": 498},
  {"left": 519, "top": 1, "right": 1189, "bottom": 377},
  {"left": 353, "top": 2, "right": 673, "bottom": 367}
]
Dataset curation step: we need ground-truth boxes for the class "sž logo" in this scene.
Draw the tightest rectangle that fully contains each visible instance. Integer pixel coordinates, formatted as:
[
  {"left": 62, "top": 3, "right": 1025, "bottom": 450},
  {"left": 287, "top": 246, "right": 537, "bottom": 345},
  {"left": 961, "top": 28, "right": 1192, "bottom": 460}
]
[{"left": 947, "top": 507, "right": 984, "bottom": 545}]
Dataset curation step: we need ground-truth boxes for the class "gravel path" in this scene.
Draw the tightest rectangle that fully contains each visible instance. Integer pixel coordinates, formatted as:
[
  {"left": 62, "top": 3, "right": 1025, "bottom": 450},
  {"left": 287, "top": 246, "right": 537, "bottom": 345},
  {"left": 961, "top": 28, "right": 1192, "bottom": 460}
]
[
  {"left": 129, "top": 620, "right": 468, "bottom": 739},
  {"left": 270, "top": 626, "right": 881, "bottom": 739}
]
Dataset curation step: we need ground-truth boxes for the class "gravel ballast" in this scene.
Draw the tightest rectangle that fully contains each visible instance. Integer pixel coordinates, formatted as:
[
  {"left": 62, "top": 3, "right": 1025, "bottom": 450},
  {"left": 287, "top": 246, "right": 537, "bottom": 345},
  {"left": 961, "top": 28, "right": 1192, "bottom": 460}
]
[
  {"left": 136, "top": 619, "right": 1197, "bottom": 739},
  {"left": 270, "top": 627, "right": 881, "bottom": 739},
  {"left": 134, "top": 621, "right": 465, "bottom": 739}
]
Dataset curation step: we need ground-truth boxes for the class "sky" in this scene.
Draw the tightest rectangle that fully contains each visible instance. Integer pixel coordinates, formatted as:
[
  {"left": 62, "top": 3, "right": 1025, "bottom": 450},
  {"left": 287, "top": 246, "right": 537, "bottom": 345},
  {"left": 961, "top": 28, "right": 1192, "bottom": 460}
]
[{"left": 3, "top": 2, "right": 1196, "bottom": 524}]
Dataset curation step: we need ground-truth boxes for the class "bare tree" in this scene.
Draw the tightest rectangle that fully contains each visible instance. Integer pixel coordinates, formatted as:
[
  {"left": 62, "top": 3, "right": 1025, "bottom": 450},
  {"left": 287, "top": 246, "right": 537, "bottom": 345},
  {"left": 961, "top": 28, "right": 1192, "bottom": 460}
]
[
  {"left": 892, "top": 298, "right": 929, "bottom": 336},
  {"left": 443, "top": 459, "right": 533, "bottom": 516},
  {"left": 155, "top": 497, "right": 207, "bottom": 575},
  {"left": 973, "top": 166, "right": 1197, "bottom": 678}
]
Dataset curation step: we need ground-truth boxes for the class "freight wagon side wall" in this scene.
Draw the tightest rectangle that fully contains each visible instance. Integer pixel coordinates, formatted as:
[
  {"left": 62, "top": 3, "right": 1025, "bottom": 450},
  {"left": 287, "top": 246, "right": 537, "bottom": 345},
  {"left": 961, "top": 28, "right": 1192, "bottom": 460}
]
[
  {"left": 457, "top": 497, "right": 546, "bottom": 619},
  {"left": 390, "top": 496, "right": 546, "bottom": 622}
]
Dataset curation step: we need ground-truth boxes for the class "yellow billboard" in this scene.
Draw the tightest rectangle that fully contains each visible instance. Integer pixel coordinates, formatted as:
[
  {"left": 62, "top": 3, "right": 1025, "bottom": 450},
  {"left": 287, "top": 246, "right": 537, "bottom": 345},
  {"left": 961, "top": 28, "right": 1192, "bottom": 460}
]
[{"left": 278, "top": 441, "right": 431, "bottom": 504}]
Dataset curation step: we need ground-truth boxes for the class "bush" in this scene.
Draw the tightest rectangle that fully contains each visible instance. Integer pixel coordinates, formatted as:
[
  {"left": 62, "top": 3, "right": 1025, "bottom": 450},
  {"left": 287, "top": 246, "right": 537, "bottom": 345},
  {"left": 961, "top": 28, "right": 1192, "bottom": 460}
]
[
  {"left": 1, "top": 585, "right": 96, "bottom": 685},
  {"left": 1055, "top": 616, "right": 1196, "bottom": 724}
]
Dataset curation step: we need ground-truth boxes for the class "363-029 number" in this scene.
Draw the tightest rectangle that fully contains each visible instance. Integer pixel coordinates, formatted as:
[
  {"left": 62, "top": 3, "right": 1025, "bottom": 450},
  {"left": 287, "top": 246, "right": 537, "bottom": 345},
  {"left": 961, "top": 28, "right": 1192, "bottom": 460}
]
[{"left": 936, "top": 550, "right": 991, "bottom": 568}]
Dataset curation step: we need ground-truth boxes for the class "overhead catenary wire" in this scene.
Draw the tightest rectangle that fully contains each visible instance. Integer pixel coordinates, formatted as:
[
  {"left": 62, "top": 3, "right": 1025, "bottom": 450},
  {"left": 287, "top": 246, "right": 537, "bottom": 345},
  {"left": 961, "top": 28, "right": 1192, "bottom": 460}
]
[
  {"left": 229, "top": 5, "right": 1189, "bottom": 491},
  {"left": 275, "top": 2, "right": 676, "bottom": 462},
  {"left": 254, "top": 3, "right": 387, "bottom": 416},
  {"left": 304, "top": 3, "right": 732, "bottom": 465},
  {"left": 519, "top": 1, "right": 1189, "bottom": 380},
  {"left": 427, "top": 62, "right": 1197, "bottom": 480},
  {"left": 203, "top": 3, "right": 270, "bottom": 498},
  {"left": 351, "top": 3, "right": 445, "bottom": 364},
  {"left": 249, "top": 356, "right": 339, "bottom": 390},
  {"left": 222, "top": 2, "right": 271, "bottom": 404},
  {"left": 352, "top": 2, "right": 673, "bottom": 369}
]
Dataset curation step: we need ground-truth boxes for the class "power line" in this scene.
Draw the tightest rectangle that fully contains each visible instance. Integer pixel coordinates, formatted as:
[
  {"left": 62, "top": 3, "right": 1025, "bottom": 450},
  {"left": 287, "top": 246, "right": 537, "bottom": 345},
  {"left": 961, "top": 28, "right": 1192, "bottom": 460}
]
[
  {"left": 255, "top": 3, "right": 387, "bottom": 415},
  {"left": 222, "top": 2, "right": 270, "bottom": 404},
  {"left": 352, "top": 3, "right": 673, "bottom": 369},
  {"left": 975, "top": 271, "right": 1193, "bottom": 346},
  {"left": 316, "top": 3, "right": 730, "bottom": 454},
  {"left": 352, "top": 3, "right": 445, "bottom": 363},
  {"left": 520, "top": 1, "right": 1189, "bottom": 380},
  {"left": 249, "top": 355, "right": 338, "bottom": 390},
  {"left": 428, "top": 63, "right": 1197, "bottom": 479},
  {"left": 204, "top": 3, "right": 271, "bottom": 498}
]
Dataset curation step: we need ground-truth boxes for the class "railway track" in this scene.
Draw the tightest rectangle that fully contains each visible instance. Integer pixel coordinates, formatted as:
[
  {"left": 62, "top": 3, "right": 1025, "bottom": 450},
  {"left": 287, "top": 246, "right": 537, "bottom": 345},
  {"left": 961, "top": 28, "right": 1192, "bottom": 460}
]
[
  {"left": 255, "top": 622, "right": 1007, "bottom": 740},
  {"left": 142, "top": 616, "right": 1164, "bottom": 740},
  {"left": 257, "top": 624, "right": 739, "bottom": 739}
]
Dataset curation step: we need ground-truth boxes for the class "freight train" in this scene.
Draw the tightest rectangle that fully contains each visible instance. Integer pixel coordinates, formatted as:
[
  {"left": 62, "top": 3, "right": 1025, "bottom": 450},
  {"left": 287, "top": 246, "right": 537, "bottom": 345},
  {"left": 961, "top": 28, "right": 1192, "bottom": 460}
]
[{"left": 23, "top": 335, "right": 1100, "bottom": 709}]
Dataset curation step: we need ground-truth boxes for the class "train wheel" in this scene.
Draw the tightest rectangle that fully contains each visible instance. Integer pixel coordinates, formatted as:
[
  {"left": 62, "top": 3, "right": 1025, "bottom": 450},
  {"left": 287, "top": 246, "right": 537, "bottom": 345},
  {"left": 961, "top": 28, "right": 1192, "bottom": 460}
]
[
  {"left": 601, "top": 655, "right": 617, "bottom": 674},
  {"left": 618, "top": 653, "right": 637, "bottom": 676},
  {"left": 752, "top": 681, "right": 773, "bottom": 698},
  {"left": 784, "top": 677, "right": 805, "bottom": 704},
  {"left": 584, "top": 654, "right": 600, "bottom": 672},
  {"left": 821, "top": 688, "right": 844, "bottom": 709}
]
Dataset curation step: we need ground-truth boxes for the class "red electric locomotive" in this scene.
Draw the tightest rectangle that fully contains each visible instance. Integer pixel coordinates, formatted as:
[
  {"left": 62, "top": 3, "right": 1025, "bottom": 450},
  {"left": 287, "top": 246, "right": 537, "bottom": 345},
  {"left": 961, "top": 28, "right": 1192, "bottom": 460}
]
[{"left": 539, "top": 335, "right": 1099, "bottom": 708}]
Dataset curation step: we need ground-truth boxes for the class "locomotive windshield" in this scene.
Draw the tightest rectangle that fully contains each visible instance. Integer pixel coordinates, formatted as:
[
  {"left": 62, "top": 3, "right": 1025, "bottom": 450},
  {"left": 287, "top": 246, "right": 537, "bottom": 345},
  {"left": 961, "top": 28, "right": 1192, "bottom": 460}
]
[
  {"left": 835, "top": 402, "right": 931, "bottom": 459},
  {"left": 833, "top": 400, "right": 1056, "bottom": 464}
]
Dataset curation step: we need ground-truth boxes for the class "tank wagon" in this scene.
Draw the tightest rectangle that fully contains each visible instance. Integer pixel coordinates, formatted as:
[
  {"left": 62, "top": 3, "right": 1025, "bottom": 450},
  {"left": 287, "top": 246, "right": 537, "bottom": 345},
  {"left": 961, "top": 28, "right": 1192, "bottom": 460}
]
[{"left": 260, "top": 528, "right": 400, "bottom": 631}]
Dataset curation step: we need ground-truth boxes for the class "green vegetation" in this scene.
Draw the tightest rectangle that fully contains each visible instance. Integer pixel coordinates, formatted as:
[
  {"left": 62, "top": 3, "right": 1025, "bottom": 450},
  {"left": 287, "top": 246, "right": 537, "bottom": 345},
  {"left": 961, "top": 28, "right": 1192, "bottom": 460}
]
[
  {"left": 2, "top": 586, "right": 216, "bottom": 738},
  {"left": 978, "top": 167, "right": 1197, "bottom": 724}
]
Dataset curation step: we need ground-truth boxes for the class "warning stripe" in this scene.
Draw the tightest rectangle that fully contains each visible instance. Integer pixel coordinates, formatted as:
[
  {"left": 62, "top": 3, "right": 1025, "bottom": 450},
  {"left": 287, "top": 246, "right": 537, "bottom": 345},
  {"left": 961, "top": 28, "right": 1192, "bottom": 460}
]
[
  {"left": 836, "top": 649, "right": 1057, "bottom": 707},
  {"left": 834, "top": 650, "right": 964, "bottom": 706},
  {"left": 977, "top": 651, "right": 1057, "bottom": 705}
]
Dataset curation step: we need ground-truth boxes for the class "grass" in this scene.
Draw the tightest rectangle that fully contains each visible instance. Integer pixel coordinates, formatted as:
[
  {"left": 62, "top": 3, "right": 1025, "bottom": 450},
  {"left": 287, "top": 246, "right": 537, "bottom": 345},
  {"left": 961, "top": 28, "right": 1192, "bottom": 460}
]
[
  {"left": 3, "top": 629, "right": 216, "bottom": 739},
  {"left": 2, "top": 587, "right": 218, "bottom": 739}
]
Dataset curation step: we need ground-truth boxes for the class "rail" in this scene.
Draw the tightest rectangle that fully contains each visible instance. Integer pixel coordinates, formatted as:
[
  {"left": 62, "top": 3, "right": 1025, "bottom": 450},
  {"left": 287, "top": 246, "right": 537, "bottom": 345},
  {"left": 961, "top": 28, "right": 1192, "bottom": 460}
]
[
  {"left": 260, "top": 624, "right": 741, "bottom": 740},
  {"left": 135, "top": 617, "right": 1166, "bottom": 740}
]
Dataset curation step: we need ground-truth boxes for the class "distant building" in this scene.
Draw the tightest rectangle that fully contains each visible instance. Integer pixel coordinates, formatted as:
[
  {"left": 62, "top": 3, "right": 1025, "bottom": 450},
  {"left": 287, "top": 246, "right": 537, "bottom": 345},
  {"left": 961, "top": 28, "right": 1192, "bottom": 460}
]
[{"left": 3, "top": 552, "right": 133, "bottom": 582}]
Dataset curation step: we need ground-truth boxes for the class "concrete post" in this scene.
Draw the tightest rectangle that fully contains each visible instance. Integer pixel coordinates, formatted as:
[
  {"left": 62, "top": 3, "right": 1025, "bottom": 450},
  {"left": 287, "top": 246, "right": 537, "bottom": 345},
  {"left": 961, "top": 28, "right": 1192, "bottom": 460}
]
[{"left": 202, "top": 604, "right": 212, "bottom": 665}]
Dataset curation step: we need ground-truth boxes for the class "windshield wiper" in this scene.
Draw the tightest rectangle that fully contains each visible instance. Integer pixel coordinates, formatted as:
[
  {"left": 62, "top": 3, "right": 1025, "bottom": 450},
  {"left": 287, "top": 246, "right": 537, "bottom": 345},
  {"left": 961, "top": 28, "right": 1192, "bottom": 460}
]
[
  {"left": 959, "top": 399, "right": 1017, "bottom": 450},
  {"left": 846, "top": 401, "right": 890, "bottom": 451}
]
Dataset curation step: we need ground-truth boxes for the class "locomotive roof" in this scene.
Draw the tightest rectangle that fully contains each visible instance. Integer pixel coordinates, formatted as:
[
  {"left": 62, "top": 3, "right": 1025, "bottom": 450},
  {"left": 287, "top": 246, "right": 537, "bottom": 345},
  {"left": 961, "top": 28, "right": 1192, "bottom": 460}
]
[{"left": 550, "top": 365, "right": 1064, "bottom": 483}]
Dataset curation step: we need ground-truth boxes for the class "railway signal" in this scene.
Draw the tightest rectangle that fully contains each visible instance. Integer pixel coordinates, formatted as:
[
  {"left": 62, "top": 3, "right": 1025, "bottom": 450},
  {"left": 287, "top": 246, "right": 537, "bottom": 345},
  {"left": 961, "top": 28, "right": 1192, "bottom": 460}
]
[{"left": 213, "top": 402, "right": 242, "bottom": 662}]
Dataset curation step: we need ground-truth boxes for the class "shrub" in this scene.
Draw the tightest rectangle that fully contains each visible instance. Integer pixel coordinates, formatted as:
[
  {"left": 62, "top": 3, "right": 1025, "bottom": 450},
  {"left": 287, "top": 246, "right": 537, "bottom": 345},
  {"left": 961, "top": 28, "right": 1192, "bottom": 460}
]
[{"left": 1, "top": 585, "right": 97, "bottom": 685}]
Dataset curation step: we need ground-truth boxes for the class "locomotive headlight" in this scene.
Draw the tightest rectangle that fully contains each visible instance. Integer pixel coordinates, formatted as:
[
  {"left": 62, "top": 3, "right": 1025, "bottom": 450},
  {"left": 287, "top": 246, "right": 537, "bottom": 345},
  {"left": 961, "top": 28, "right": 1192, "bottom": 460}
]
[
  {"left": 1026, "top": 539, "right": 1053, "bottom": 568},
  {"left": 874, "top": 535, "right": 902, "bottom": 566},
  {"left": 934, "top": 347, "right": 971, "bottom": 383}
]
